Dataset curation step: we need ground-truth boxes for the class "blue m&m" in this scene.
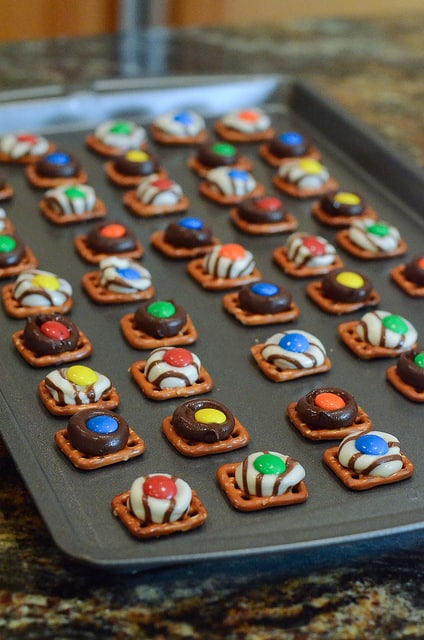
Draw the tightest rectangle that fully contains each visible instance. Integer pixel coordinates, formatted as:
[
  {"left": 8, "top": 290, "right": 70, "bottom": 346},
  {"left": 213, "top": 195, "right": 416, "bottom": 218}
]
[
  {"left": 173, "top": 111, "right": 194, "bottom": 125},
  {"left": 116, "top": 267, "right": 140, "bottom": 281},
  {"left": 179, "top": 217, "right": 203, "bottom": 230},
  {"left": 228, "top": 169, "right": 248, "bottom": 181},
  {"left": 279, "top": 131, "right": 304, "bottom": 146},
  {"left": 279, "top": 332, "right": 309, "bottom": 353},
  {"left": 251, "top": 282, "right": 279, "bottom": 297},
  {"left": 355, "top": 433, "right": 389, "bottom": 456},
  {"left": 46, "top": 152, "right": 71, "bottom": 165},
  {"left": 86, "top": 414, "right": 119, "bottom": 434}
]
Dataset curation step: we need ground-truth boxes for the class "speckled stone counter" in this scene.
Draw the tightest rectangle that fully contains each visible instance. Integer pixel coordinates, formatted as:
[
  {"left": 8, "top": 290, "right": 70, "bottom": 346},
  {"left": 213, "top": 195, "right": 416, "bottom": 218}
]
[{"left": 1, "top": 14, "right": 424, "bottom": 638}]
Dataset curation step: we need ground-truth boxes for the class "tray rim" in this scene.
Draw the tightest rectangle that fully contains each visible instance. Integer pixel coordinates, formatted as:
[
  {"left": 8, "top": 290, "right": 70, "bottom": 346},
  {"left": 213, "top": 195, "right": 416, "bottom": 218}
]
[{"left": 1, "top": 72, "right": 424, "bottom": 572}]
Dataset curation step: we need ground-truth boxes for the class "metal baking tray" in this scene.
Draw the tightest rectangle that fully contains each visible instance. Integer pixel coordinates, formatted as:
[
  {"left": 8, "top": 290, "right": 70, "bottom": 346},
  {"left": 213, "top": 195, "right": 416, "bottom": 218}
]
[{"left": 1, "top": 74, "right": 424, "bottom": 572}]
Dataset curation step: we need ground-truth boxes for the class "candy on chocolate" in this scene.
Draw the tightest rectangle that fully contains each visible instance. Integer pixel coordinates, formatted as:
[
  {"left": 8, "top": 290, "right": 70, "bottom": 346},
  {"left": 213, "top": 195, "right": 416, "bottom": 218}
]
[
  {"left": 273, "top": 231, "right": 343, "bottom": 278},
  {"left": 74, "top": 221, "right": 144, "bottom": 264},
  {"left": 2, "top": 268, "right": 73, "bottom": 318},
  {"left": 0, "top": 132, "right": 54, "bottom": 163},
  {"left": 150, "top": 216, "right": 220, "bottom": 259},
  {"left": 124, "top": 173, "right": 190, "bottom": 217},
  {"left": 387, "top": 349, "right": 424, "bottom": 402},
  {"left": 151, "top": 110, "right": 208, "bottom": 145},
  {"left": 252, "top": 329, "right": 331, "bottom": 382},
  {"left": 217, "top": 450, "right": 308, "bottom": 511},
  {"left": 324, "top": 430, "right": 414, "bottom": 490},
  {"left": 0, "top": 232, "right": 38, "bottom": 279},
  {"left": 162, "top": 398, "right": 250, "bottom": 456},
  {"left": 187, "top": 242, "right": 261, "bottom": 290},
  {"left": 273, "top": 158, "right": 338, "bottom": 199},
  {"left": 215, "top": 107, "right": 274, "bottom": 143},
  {"left": 338, "top": 310, "right": 418, "bottom": 360},
  {"left": 120, "top": 298, "right": 198, "bottom": 349},
  {"left": 336, "top": 217, "right": 407, "bottom": 259},
  {"left": 112, "top": 472, "right": 208, "bottom": 538},
  {"left": 81, "top": 256, "right": 154, "bottom": 304},
  {"left": 259, "top": 130, "right": 321, "bottom": 166},
  {"left": 13, "top": 312, "right": 92, "bottom": 367},
  {"left": 26, "top": 150, "right": 88, "bottom": 188},
  {"left": 230, "top": 195, "right": 298, "bottom": 235},
  {"left": 199, "top": 166, "right": 265, "bottom": 205},
  {"left": 287, "top": 386, "right": 372, "bottom": 440},
  {"left": 312, "top": 190, "right": 378, "bottom": 227},
  {"left": 39, "top": 364, "right": 120, "bottom": 416},
  {"left": 130, "top": 346, "right": 213, "bottom": 400},
  {"left": 86, "top": 119, "right": 147, "bottom": 156},
  {"left": 223, "top": 280, "right": 300, "bottom": 325},
  {"left": 55, "top": 407, "right": 145, "bottom": 470},
  {"left": 40, "top": 184, "right": 107, "bottom": 224},
  {"left": 306, "top": 268, "right": 380, "bottom": 314},
  {"left": 391, "top": 254, "right": 424, "bottom": 297}
]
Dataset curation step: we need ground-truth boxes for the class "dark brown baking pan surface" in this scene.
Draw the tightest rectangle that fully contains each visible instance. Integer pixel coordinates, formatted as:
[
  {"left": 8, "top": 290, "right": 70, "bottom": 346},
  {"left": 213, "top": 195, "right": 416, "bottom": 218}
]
[{"left": 1, "top": 75, "right": 423, "bottom": 571}]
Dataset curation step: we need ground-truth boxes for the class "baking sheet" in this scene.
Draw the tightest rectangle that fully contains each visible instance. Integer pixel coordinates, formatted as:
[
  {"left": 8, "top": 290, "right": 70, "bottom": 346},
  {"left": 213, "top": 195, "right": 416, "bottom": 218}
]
[{"left": 1, "top": 74, "right": 424, "bottom": 571}]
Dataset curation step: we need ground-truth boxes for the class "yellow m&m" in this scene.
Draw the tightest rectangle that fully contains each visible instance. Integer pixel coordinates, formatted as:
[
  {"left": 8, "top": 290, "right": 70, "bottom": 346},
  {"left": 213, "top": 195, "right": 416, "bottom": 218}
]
[
  {"left": 298, "top": 158, "right": 323, "bottom": 174},
  {"left": 126, "top": 150, "right": 149, "bottom": 163},
  {"left": 334, "top": 192, "right": 361, "bottom": 206},
  {"left": 32, "top": 274, "right": 60, "bottom": 291},
  {"left": 195, "top": 408, "right": 227, "bottom": 424},
  {"left": 335, "top": 271, "right": 364, "bottom": 289},
  {"left": 66, "top": 365, "right": 98, "bottom": 386}
]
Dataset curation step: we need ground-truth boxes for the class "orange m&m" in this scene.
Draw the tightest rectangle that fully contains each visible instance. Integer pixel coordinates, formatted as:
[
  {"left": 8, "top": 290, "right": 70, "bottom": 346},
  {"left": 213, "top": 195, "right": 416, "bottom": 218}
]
[
  {"left": 219, "top": 243, "right": 246, "bottom": 260},
  {"left": 314, "top": 392, "right": 346, "bottom": 411}
]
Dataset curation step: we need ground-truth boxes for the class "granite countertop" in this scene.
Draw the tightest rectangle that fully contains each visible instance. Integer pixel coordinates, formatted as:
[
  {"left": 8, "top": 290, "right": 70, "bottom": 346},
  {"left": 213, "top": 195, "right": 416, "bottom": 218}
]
[{"left": 1, "top": 14, "right": 424, "bottom": 638}]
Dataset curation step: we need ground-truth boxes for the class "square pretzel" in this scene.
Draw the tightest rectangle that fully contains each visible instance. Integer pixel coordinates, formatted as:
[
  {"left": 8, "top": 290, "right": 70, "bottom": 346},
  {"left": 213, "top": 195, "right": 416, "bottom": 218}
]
[
  {"left": 222, "top": 291, "right": 300, "bottom": 326},
  {"left": 338, "top": 321, "right": 416, "bottom": 360},
  {"left": 251, "top": 343, "right": 331, "bottom": 382},
  {"left": 286, "top": 401, "right": 373, "bottom": 441},
  {"left": 187, "top": 258, "right": 261, "bottom": 291},
  {"left": 123, "top": 189, "right": 190, "bottom": 217},
  {"left": 229, "top": 207, "right": 298, "bottom": 235},
  {"left": 323, "top": 447, "right": 414, "bottom": 491},
  {"left": 311, "top": 202, "right": 379, "bottom": 228},
  {"left": 306, "top": 280, "right": 380, "bottom": 315},
  {"left": 258, "top": 143, "right": 321, "bottom": 167},
  {"left": 105, "top": 163, "right": 167, "bottom": 188},
  {"left": 386, "top": 365, "right": 424, "bottom": 403},
  {"left": 40, "top": 197, "right": 107, "bottom": 225},
  {"left": 85, "top": 134, "right": 148, "bottom": 157},
  {"left": 38, "top": 380, "right": 120, "bottom": 416},
  {"left": 0, "top": 245, "right": 39, "bottom": 280},
  {"left": 1, "top": 283, "right": 73, "bottom": 318},
  {"left": 112, "top": 489, "right": 208, "bottom": 538},
  {"left": 81, "top": 271, "right": 155, "bottom": 305},
  {"left": 272, "top": 174, "right": 339, "bottom": 200},
  {"left": 130, "top": 359, "right": 213, "bottom": 401},
  {"left": 120, "top": 312, "right": 198, "bottom": 349},
  {"left": 74, "top": 235, "right": 144, "bottom": 264},
  {"left": 336, "top": 228, "right": 408, "bottom": 260},
  {"left": 150, "top": 230, "right": 220, "bottom": 259},
  {"left": 161, "top": 414, "right": 250, "bottom": 457},
  {"left": 55, "top": 427, "right": 145, "bottom": 470},
  {"left": 272, "top": 246, "right": 343, "bottom": 278},
  {"left": 199, "top": 181, "right": 265, "bottom": 206},
  {"left": 216, "top": 462, "right": 308, "bottom": 511},
  {"left": 26, "top": 165, "right": 88, "bottom": 189},
  {"left": 12, "top": 328, "right": 92, "bottom": 367},
  {"left": 0, "top": 184, "right": 14, "bottom": 201},
  {"left": 390, "top": 264, "right": 424, "bottom": 298}
]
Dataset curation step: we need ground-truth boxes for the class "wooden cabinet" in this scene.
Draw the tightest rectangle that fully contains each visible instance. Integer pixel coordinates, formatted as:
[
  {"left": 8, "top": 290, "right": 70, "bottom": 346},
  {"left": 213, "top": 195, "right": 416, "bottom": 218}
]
[
  {"left": 0, "top": 0, "right": 119, "bottom": 42},
  {"left": 168, "top": 0, "right": 424, "bottom": 26},
  {"left": 1, "top": 0, "right": 422, "bottom": 42}
]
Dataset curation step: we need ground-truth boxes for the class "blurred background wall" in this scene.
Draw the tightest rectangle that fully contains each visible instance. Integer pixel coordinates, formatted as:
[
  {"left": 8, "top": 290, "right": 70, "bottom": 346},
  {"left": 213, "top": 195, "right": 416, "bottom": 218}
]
[{"left": 1, "top": 0, "right": 424, "bottom": 42}]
